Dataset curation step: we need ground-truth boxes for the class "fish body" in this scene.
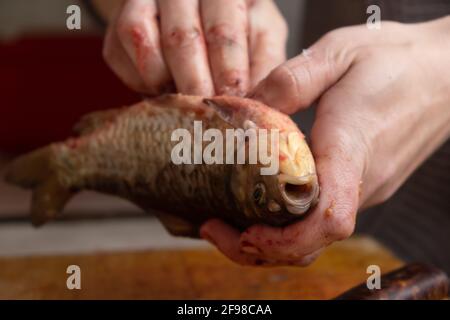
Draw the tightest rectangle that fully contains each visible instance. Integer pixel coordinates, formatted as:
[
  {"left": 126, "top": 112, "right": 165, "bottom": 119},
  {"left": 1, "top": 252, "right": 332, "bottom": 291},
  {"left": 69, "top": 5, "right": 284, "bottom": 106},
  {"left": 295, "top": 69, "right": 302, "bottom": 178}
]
[{"left": 5, "top": 94, "right": 319, "bottom": 237}]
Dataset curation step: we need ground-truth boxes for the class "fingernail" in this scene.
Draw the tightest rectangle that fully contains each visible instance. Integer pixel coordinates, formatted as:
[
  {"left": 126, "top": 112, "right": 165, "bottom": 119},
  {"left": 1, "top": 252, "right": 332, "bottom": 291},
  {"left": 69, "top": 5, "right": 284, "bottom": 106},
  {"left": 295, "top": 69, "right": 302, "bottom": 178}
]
[{"left": 240, "top": 240, "right": 262, "bottom": 255}]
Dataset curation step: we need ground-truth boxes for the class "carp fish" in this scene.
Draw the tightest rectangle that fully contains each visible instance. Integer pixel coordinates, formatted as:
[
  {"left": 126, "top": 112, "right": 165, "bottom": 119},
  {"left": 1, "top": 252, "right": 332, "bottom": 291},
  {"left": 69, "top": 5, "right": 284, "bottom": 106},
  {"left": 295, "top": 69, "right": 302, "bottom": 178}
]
[{"left": 4, "top": 94, "right": 319, "bottom": 237}]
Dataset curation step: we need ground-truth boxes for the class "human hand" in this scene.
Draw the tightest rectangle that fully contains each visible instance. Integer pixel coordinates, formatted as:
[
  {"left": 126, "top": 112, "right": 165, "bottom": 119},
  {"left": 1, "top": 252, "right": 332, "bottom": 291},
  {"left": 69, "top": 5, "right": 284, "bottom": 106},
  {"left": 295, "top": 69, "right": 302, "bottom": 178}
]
[
  {"left": 200, "top": 17, "right": 450, "bottom": 266},
  {"left": 100, "top": 0, "right": 287, "bottom": 96}
]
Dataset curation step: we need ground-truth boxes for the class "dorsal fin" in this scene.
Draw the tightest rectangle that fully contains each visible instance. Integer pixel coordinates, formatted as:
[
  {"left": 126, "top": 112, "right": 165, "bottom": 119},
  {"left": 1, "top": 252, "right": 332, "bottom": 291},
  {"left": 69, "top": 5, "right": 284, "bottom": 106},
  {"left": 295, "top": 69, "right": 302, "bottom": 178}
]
[{"left": 73, "top": 108, "right": 122, "bottom": 135}]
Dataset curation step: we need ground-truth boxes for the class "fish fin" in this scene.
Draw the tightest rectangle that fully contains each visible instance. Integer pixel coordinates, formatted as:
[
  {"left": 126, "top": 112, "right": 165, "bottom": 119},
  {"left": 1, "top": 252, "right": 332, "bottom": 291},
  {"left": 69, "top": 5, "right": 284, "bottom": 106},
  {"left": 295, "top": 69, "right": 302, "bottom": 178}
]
[
  {"left": 4, "top": 146, "right": 75, "bottom": 226},
  {"left": 203, "top": 96, "right": 263, "bottom": 129},
  {"left": 203, "top": 96, "right": 299, "bottom": 133},
  {"left": 203, "top": 98, "right": 236, "bottom": 125},
  {"left": 154, "top": 211, "right": 199, "bottom": 238},
  {"left": 73, "top": 108, "right": 121, "bottom": 135}
]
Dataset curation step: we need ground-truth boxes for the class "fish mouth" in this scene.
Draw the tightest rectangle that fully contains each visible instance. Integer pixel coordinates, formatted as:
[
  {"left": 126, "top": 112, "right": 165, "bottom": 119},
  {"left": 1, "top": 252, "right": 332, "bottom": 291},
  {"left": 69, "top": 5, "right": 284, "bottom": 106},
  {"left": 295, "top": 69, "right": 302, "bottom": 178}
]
[{"left": 278, "top": 174, "right": 319, "bottom": 215}]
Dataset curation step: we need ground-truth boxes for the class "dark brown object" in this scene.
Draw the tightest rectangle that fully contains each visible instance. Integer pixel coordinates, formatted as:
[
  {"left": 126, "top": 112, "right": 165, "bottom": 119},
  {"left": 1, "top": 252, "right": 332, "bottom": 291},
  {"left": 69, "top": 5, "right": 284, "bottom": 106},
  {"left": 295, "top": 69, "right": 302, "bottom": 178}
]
[{"left": 335, "top": 263, "right": 449, "bottom": 300}]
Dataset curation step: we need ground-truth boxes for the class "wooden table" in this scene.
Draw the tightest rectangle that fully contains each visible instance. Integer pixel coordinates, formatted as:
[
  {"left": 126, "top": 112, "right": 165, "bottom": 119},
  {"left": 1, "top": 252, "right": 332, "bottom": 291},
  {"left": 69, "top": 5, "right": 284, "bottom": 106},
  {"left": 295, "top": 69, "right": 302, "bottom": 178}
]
[{"left": 0, "top": 237, "right": 402, "bottom": 299}]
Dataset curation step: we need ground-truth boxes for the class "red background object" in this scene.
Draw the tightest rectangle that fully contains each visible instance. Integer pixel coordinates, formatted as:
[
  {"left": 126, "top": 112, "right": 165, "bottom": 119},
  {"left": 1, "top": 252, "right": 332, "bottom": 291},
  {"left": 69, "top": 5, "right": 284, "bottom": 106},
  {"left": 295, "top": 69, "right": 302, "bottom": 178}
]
[{"left": 0, "top": 36, "right": 140, "bottom": 153}]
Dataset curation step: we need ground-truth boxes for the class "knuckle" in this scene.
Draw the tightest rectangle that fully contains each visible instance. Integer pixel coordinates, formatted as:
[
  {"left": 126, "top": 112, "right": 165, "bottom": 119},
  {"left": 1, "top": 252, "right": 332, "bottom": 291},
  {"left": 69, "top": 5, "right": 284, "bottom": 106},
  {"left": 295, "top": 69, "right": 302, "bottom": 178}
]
[
  {"left": 321, "top": 27, "right": 349, "bottom": 44},
  {"left": 267, "top": 65, "right": 311, "bottom": 111},
  {"left": 325, "top": 201, "right": 356, "bottom": 241},
  {"left": 205, "top": 23, "right": 241, "bottom": 47},
  {"left": 319, "top": 30, "right": 339, "bottom": 46},
  {"left": 116, "top": 14, "right": 146, "bottom": 45},
  {"left": 217, "top": 69, "right": 246, "bottom": 95},
  {"left": 319, "top": 25, "right": 365, "bottom": 58},
  {"left": 116, "top": 0, "right": 157, "bottom": 39},
  {"left": 162, "top": 26, "right": 201, "bottom": 50},
  {"left": 267, "top": 65, "right": 295, "bottom": 90},
  {"left": 319, "top": 27, "right": 354, "bottom": 54}
]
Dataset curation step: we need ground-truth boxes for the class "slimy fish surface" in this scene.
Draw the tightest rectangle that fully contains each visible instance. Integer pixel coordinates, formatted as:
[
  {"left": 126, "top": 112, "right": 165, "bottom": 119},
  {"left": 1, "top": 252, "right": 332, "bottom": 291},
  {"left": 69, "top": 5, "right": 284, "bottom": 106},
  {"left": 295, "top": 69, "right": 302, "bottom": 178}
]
[{"left": 5, "top": 94, "right": 319, "bottom": 237}]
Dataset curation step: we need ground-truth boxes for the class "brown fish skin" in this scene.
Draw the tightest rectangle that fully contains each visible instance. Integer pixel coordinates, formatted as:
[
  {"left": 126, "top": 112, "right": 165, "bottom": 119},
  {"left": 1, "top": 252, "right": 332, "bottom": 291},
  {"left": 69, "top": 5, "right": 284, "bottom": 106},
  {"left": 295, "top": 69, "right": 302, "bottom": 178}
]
[{"left": 4, "top": 94, "right": 319, "bottom": 238}]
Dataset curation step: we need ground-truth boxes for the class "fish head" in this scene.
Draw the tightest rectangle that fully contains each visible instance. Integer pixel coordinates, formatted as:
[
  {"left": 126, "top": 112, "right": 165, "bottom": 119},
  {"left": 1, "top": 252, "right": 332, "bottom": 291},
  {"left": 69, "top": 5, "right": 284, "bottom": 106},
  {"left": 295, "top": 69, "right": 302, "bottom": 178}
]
[
  {"left": 204, "top": 96, "right": 319, "bottom": 226},
  {"left": 229, "top": 131, "right": 319, "bottom": 226}
]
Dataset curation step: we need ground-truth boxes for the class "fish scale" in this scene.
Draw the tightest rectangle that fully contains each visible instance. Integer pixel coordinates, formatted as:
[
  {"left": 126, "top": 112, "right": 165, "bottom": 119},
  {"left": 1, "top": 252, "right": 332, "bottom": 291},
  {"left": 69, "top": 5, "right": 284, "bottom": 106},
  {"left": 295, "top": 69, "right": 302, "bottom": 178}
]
[{"left": 4, "top": 94, "right": 319, "bottom": 237}]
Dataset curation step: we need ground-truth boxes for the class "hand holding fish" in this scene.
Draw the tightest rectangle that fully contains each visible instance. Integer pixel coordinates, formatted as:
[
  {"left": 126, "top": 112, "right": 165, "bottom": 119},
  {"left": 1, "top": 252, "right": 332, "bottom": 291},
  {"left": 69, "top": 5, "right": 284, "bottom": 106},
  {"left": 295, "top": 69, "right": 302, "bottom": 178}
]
[{"left": 200, "top": 18, "right": 450, "bottom": 266}]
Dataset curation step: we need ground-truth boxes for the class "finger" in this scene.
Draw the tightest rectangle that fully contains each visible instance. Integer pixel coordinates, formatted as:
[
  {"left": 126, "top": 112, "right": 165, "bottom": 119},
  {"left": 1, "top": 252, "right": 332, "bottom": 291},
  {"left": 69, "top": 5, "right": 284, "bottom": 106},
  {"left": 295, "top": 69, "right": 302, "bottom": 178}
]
[
  {"left": 248, "top": 0, "right": 287, "bottom": 88},
  {"left": 200, "top": 219, "right": 262, "bottom": 265},
  {"left": 241, "top": 239, "right": 322, "bottom": 267},
  {"left": 201, "top": 0, "right": 250, "bottom": 96},
  {"left": 116, "top": 0, "right": 172, "bottom": 95},
  {"left": 158, "top": 0, "right": 214, "bottom": 96},
  {"left": 239, "top": 113, "right": 363, "bottom": 261},
  {"left": 103, "top": 20, "right": 147, "bottom": 93},
  {"left": 249, "top": 32, "right": 356, "bottom": 114}
]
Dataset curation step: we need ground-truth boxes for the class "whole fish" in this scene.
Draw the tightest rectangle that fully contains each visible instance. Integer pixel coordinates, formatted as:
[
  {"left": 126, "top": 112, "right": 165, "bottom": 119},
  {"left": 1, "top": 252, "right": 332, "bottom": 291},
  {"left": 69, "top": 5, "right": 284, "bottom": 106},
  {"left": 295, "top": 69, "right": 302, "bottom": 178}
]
[{"left": 4, "top": 94, "right": 319, "bottom": 237}]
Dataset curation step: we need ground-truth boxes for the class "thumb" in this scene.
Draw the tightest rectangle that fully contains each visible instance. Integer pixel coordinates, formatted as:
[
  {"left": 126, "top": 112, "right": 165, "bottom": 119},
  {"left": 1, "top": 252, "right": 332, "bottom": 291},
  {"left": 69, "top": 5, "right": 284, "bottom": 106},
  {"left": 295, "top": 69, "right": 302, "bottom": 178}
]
[{"left": 249, "top": 34, "right": 355, "bottom": 114}]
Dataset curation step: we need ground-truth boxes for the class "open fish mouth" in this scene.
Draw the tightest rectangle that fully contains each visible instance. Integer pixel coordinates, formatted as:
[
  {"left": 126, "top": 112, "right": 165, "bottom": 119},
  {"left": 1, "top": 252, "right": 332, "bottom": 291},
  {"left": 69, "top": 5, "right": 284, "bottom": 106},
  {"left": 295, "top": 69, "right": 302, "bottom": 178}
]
[{"left": 278, "top": 173, "right": 319, "bottom": 215}]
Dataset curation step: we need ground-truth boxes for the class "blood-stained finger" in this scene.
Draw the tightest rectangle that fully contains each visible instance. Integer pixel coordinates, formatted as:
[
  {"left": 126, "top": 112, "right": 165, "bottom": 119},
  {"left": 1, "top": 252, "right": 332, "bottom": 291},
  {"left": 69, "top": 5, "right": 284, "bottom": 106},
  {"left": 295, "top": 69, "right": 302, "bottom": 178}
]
[
  {"left": 103, "top": 19, "right": 147, "bottom": 93},
  {"left": 200, "top": 219, "right": 263, "bottom": 266},
  {"left": 158, "top": 0, "right": 214, "bottom": 96},
  {"left": 248, "top": 0, "right": 288, "bottom": 88},
  {"left": 116, "top": 0, "right": 172, "bottom": 95},
  {"left": 201, "top": 0, "right": 250, "bottom": 96}
]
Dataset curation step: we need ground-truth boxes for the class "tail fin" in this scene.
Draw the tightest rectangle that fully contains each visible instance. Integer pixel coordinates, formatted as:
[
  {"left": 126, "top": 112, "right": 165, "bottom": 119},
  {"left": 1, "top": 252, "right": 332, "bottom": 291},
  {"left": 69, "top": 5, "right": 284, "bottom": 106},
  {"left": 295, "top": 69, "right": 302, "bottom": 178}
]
[{"left": 4, "top": 146, "right": 75, "bottom": 226}]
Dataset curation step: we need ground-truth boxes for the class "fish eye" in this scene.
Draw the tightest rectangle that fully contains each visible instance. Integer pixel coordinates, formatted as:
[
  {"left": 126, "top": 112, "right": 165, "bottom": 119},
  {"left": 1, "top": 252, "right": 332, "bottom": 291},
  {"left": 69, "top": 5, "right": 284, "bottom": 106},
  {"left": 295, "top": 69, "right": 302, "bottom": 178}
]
[{"left": 253, "top": 183, "right": 266, "bottom": 206}]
